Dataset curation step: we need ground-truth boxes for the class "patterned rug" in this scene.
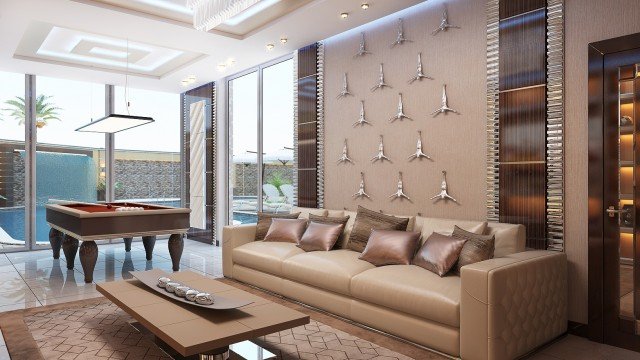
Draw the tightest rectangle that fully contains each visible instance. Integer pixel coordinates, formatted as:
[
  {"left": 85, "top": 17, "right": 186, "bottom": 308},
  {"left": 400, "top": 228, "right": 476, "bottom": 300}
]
[{"left": 0, "top": 296, "right": 439, "bottom": 360}]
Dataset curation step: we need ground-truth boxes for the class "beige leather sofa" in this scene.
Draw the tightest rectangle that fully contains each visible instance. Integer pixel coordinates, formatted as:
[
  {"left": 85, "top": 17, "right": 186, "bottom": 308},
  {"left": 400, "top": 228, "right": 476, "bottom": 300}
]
[{"left": 222, "top": 208, "right": 567, "bottom": 359}]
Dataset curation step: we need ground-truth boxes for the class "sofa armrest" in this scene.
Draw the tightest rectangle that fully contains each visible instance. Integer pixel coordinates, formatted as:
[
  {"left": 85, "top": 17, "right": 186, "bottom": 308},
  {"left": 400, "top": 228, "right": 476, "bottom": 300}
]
[
  {"left": 460, "top": 251, "right": 567, "bottom": 360},
  {"left": 222, "top": 224, "right": 257, "bottom": 278}
]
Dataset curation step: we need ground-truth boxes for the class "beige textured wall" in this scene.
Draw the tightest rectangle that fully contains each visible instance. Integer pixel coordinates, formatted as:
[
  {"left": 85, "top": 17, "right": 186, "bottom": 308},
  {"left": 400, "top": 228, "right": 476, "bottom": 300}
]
[
  {"left": 323, "top": 0, "right": 487, "bottom": 220},
  {"left": 323, "top": 0, "right": 640, "bottom": 324},
  {"left": 565, "top": 0, "right": 640, "bottom": 324}
]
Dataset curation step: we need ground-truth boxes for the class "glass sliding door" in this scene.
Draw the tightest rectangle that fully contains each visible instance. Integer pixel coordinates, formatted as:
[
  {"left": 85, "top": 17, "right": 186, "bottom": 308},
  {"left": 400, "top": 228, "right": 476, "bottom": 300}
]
[
  {"left": 227, "top": 56, "right": 294, "bottom": 224},
  {"left": 261, "top": 59, "right": 294, "bottom": 214},
  {"left": 0, "top": 71, "right": 27, "bottom": 252},
  {"left": 34, "top": 77, "right": 105, "bottom": 248},
  {"left": 113, "top": 87, "right": 181, "bottom": 206},
  {"left": 229, "top": 71, "right": 259, "bottom": 224}
]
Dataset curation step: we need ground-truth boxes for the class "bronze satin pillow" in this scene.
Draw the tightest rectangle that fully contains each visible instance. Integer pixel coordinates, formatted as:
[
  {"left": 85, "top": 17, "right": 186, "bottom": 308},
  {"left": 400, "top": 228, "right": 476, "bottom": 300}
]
[
  {"left": 359, "top": 230, "right": 421, "bottom": 266},
  {"left": 453, "top": 225, "right": 495, "bottom": 272},
  {"left": 348, "top": 206, "right": 410, "bottom": 252},
  {"left": 263, "top": 218, "right": 308, "bottom": 243},
  {"left": 297, "top": 222, "right": 345, "bottom": 252},
  {"left": 255, "top": 212, "right": 301, "bottom": 241},
  {"left": 413, "top": 232, "right": 467, "bottom": 276},
  {"left": 308, "top": 214, "right": 350, "bottom": 249}
]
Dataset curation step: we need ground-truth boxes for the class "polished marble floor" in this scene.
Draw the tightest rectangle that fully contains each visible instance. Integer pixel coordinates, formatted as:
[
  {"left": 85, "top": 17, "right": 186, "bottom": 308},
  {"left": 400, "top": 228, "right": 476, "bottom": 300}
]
[{"left": 0, "top": 240, "right": 639, "bottom": 360}]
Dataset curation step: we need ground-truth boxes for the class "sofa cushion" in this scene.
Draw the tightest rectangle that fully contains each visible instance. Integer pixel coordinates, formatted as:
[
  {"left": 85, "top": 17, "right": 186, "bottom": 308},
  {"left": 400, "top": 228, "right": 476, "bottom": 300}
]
[
  {"left": 486, "top": 223, "right": 526, "bottom": 257},
  {"left": 308, "top": 214, "right": 351, "bottom": 249},
  {"left": 359, "top": 230, "right": 421, "bottom": 266},
  {"left": 282, "top": 250, "right": 375, "bottom": 296},
  {"left": 348, "top": 206, "right": 410, "bottom": 252},
  {"left": 233, "top": 242, "right": 304, "bottom": 276},
  {"left": 263, "top": 218, "right": 308, "bottom": 243},
  {"left": 351, "top": 265, "right": 461, "bottom": 327},
  {"left": 453, "top": 225, "right": 495, "bottom": 273},
  {"left": 292, "top": 207, "right": 328, "bottom": 219},
  {"left": 255, "top": 212, "right": 301, "bottom": 241},
  {"left": 413, "top": 217, "right": 486, "bottom": 244}
]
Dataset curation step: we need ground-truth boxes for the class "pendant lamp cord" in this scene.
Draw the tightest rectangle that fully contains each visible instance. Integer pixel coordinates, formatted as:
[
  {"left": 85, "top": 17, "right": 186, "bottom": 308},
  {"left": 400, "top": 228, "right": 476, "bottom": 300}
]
[{"left": 125, "top": 38, "right": 130, "bottom": 115}]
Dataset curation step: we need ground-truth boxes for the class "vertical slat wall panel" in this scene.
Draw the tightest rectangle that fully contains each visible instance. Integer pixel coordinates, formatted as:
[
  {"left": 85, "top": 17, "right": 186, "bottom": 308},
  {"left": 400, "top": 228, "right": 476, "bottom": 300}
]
[
  {"left": 181, "top": 82, "right": 216, "bottom": 244},
  {"left": 498, "top": 1, "right": 548, "bottom": 249},
  {"left": 296, "top": 43, "right": 319, "bottom": 208}
]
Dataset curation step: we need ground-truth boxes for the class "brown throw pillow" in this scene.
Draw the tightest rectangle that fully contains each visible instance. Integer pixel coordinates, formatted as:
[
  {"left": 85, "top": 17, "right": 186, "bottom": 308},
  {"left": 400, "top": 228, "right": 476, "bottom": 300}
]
[
  {"left": 453, "top": 225, "right": 495, "bottom": 272},
  {"left": 359, "top": 230, "right": 421, "bottom": 266},
  {"left": 348, "top": 206, "right": 410, "bottom": 252},
  {"left": 413, "top": 232, "right": 467, "bottom": 276},
  {"left": 297, "top": 222, "right": 345, "bottom": 252},
  {"left": 263, "top": 219, "right": 307, "bottom": 243},
  {"left": 255, "top": 212, "right": 301, "bottom": 241},
  {"left": 308, "top": 214, "right": 350, "bottom": 249}
]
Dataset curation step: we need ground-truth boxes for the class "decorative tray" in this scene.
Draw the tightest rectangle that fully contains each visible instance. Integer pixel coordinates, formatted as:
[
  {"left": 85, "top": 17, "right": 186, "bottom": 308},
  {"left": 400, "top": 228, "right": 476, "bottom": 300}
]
[{"left": 130, "top": 270, "right": 253, "bottom": 310}]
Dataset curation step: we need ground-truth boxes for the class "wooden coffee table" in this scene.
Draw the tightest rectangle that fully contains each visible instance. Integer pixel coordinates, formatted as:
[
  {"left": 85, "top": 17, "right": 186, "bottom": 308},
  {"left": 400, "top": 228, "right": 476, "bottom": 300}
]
[{"left": 97, "top": 270, "right": 310, "bottom": 359}]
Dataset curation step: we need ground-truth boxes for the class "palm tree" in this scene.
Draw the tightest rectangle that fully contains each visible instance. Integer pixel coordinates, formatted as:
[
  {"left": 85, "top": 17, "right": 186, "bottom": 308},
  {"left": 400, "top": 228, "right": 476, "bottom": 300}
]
[{"left": 2, "top": 94, "right": 62, "bottom": 128}]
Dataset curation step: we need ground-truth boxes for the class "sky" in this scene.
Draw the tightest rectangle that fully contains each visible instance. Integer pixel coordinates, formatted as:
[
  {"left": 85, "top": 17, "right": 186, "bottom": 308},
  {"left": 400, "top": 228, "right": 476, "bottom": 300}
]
[{"left": 0, "top": 71, "right": 180, "bottom": 152}]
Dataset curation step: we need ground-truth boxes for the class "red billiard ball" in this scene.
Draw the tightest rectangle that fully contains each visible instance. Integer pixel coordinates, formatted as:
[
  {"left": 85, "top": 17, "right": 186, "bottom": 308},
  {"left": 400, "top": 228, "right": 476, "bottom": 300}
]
[{"left": 106, "top": 204, "right": 113, "bottom": 209}]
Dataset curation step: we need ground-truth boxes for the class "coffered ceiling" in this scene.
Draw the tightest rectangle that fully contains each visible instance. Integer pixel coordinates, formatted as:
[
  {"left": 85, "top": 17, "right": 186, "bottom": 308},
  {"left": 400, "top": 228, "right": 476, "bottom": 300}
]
[{"left": 0, "top": 0, "right": 426, "bottom": 93}]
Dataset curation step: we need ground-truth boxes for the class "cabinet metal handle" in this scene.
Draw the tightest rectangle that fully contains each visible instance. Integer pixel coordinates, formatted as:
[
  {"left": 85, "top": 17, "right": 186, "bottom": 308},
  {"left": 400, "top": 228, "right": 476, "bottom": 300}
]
[{"left": 607, "top": 206, "right": 630, "bottom": 218}]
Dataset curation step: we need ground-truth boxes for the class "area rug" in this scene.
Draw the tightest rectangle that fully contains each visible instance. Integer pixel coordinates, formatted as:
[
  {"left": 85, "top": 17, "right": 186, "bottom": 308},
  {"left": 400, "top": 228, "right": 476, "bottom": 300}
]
[{"left": 0, "top": 280, "right": 446, "bottom": 360}]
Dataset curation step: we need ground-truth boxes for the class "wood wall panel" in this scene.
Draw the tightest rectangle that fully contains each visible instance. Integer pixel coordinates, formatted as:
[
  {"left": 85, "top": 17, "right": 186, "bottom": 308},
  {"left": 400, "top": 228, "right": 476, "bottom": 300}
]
[
  {"left": 499, "top": 9, "right": 547, "bottom": 91},
  {"left": 499, "top": 87, "right": 547, "bottom": 162},
  {"left": 499, "top": 0, "right": 546, "bottom": 19},
  {"left": 297, "top": 44, "right": 319, "bottom": 208},
  {"left": 500, "top": 163, "right": 547, "bottom": 248},
  {"left": 182, "top": 83, "right": 215, "bottom": 244},
  {"left": 498, "top": 0, "right": 547, "bottom": 249}
]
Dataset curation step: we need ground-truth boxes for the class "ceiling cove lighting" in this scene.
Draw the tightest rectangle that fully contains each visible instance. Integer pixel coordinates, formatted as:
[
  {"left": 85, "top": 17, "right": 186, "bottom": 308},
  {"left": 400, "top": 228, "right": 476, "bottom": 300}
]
[
  {"left": 187, "top": 0, "right": 272, "bottom": 31},
  {"left": 76, "top": 39, "right": 155, "bottom": 134}
]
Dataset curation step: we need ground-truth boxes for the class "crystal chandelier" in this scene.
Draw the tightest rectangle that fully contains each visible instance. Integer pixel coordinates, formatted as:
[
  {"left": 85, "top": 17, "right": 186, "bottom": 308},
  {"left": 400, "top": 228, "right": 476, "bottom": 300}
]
[{"left": 187, "top": 0, "right": 262, "bottom": 31}]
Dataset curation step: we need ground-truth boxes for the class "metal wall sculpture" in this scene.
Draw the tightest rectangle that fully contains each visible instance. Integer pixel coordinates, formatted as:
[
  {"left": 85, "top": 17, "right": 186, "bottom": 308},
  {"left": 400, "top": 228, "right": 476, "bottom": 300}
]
[
  {"left": 390, "top": 18, "right": 412, "bottom": 47},
  {"left": 353, "top": 100, "right": 372, "bottom": 127},
  {"left": 389, "top": 172, "right": 411, "bottom": 201},
  {"left": 431, "top": 170, "right": 457, "bottom": 203},
  {"left": 337, "top": 73, "right": 352, "bottom": 99},
  {"left": 408, "top": 131, "right": 431, "bottom": 161},
  {"left": 431, "top": 84, "right": 460, "bottom": 116},
  {"left": 431, "top": 6, "right": 460, "bottom": 36},
  {"left": 354, "top": 32, "right": 373, "bottom": 58},
  {"left": 389, "top": 93, "right": 412, "bottom": 122},
  {"left": 353, "top": 172, "right": 371, "bottom": 199},
  {"left": 337, "top": 139, "right": 354, "bottom": 164},
  {"left": 408, "top": 53, "right": 433, "bottom": 84},
  {"left": 371, "top": 63, "right": 391, "bottom": 92},
  {"left": 371, "top": 135, "right": 392, "bottom": 163}
]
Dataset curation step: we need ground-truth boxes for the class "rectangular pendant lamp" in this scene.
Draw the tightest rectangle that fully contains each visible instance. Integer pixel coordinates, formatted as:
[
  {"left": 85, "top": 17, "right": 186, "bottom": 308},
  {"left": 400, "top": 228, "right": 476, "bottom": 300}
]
[{"left": 75, "top": 114, "right": 154, "bottom": 134}]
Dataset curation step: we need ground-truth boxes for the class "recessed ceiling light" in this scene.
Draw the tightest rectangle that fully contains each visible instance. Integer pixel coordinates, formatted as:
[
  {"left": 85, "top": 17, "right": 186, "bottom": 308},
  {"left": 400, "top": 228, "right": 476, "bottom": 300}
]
[
  {"left": 181, "top": 79, "right": 189, "bottom": 86},
  {"left": 217, "top": 63, "right": 227, "bottom": 71},
  {"left": 187, "top": 75, "right": 196, "bottom": 82},
  {"left": 340, "top": 12, "right": 349, "bottom": 19},
  {"left": 361, "top": 3, "right": 369, "bottom": 10},
  {"left": 266, "top": 43, "right": 275, "bottom": 51},
  {"left": 226, "top": 58, "right": 236, "bottom": 66},
  {"left": 280, "top": 37, "right": 288, "bottom": 44}
]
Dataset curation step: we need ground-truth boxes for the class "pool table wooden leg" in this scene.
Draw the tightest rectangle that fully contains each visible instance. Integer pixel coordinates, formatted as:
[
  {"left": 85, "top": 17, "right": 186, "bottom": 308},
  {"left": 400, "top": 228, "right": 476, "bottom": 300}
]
[
  {"left": 48, "top": 228, "right": 63, "bottom": 259},
  {"left": 79, "top": 241, "right": 98, "bottom": 283},
  {"left": 62, "top": 235, "right": 79, "bottom": 270},
  {"left": 168, "top": 234, "right": 184, "bottom": 271},
  {"left": 142, "top": 236, "right": 156, "bottom": 261},
  {"left": 123, "top": 237, "right": 133, "bottom": 252}
]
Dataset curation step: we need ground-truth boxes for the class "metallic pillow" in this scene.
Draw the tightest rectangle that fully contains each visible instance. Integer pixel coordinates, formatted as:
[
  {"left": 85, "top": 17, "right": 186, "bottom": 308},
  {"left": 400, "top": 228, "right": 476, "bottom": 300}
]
[
  {"left": 452, "top": 225, "right": 495, "bottom": 272},
  {"left": 347, "top": 206, "right": 410, "bottom": 253},
  {"left": 297, "top": 222, "right": 345, "bottom": 252},
  {"left": 359, "top": 230, "right": 421, "bottom": 266},
  {"left": 412, "top": 232, "right": 467, "bottom": 276},
  {"left": 254, "top": 212, "right": 301, "bottom": 241},
  {"left": 263, "top": 218, "right": 308, "bottom": 243},
  {"left": 307, "top": 214, "right": 350, "bottom": 249}
]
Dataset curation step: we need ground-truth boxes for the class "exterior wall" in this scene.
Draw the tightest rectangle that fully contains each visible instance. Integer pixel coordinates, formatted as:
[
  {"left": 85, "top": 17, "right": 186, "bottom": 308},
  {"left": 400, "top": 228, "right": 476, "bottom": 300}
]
[
  {"left": 323, "top": 0, "right": 487, "bottom": 218},
  {"left": 232, "top": 163, "right": 294, "bottom": 197}
]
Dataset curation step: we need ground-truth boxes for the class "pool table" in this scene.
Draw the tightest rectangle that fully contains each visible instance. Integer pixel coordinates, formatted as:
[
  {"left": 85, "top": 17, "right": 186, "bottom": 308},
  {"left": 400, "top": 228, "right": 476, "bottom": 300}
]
[{"left": 46, "top": 202, "right": 191, "bottom": 283}]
